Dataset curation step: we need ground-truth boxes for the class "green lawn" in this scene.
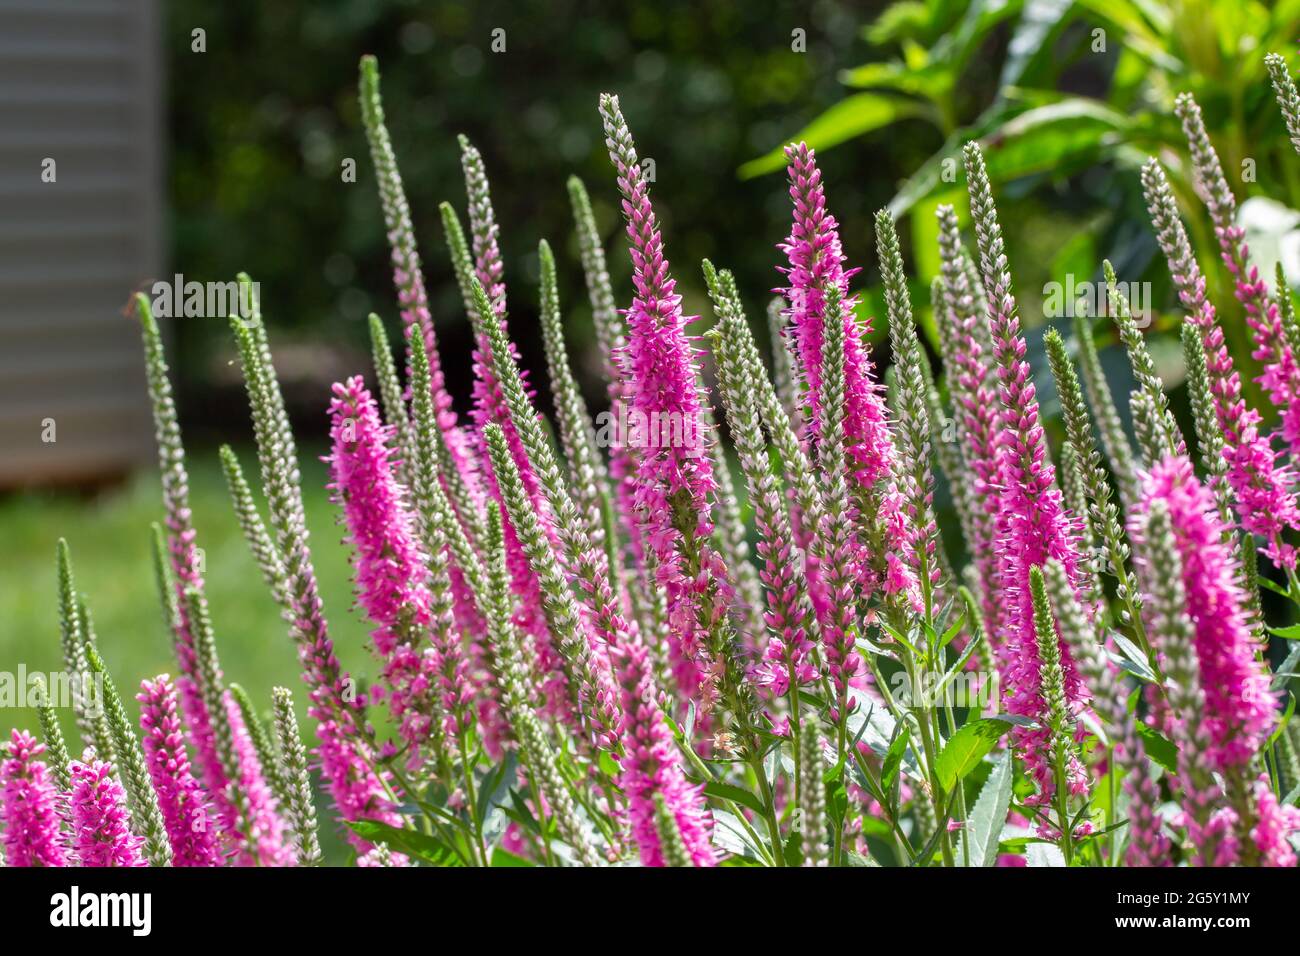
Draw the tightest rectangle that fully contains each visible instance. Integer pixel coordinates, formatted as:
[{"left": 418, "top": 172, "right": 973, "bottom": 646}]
[{"left": 0, "top": 444, "right": 377, "bottom": 863}]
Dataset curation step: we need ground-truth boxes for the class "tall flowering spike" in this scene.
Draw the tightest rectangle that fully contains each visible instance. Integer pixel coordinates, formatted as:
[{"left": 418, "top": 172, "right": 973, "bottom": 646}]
[
  {"left": 68, "top": 758, "right": 145, "bottom": 867},
  {"left": 537, "top": 239, "right": 618, "bottom": 587},
  {"left": 1, "top": 730, "right": 67, "bottom": 867},
  {"left": 724, "top": 285, "right": 829, "bottom": 628},
  {"left": 137, "top": 676, "right": 222, "bottom": 867},
  {"left": 483, "top": 505, "right": 603, "bottom": 867},
  {"left": 357, "top": 56, "right": 478, "bottom": 498},
  {"left": 612, "top": 633, "right": 716, "bottom": 867},
  {"left": 1130, "top": 456, "right": 1277, "bottom": 772},
  {"left": 1059, "top": 442, "right": 1102, "bottom": 605},
  {"left": 934, "top": 204, "right": 1002, "bottom": 642},
  {"left": 1071, "top": 314, "right": 1138, "bottom": 505},
  {"left": 406, "top": 326, "right": 489, "bottom": 751},
  {"left": 1141, "top": 159, "right": 1300, "bottom": 568},
  {"left": 474, "top": 284, "right": 628, "bottom": 747},
  {"left": 963, "top": 142, "right": 1090, "bottom": 805},
  {"left": 1176, "top": 92, "right": 1300, "bottom": 464},
  {"left": 55, "top": 540, "right": 108, "bottom": 757},
  {"left": 484, "top": 422, "right": 613, "bottom": 745},
  {"left": 599, "top": 92, "right": 743, "bottom": 711},
  {"left": 1043, "top": 561, "right": 1168, "bottom": 866},
  {"left": 704, "top": 262, "right": 818, "bottom": 705},
  {"left": 567, "top": 175, "right": 645, "bottom": 573},
  {"left": 328, "top": 376, "right": 449, "bottom": 762},
  {"left": 84, "top": 646, "right": 172, "bottom": 866},
  {"left": 1027, "top": 567, "right": 1087, "bottom": 841},
  {"left": 218, "top": 445, "right": 286, "bottom": 604},
  {"left": 1276, "top": 262, "right": 1300, "bottom": 359},
  {"left": 135, "top": 293, "right": 244, "bottom": 833},
  {"left": 1132, "top": 498, "right": 1226, "bottom": 865},
  {"left": 876, "top": 209, "right": 942, "bottom": 607},
  {"left": 229, "top": 685, "right": 289, "bottom": 812},
  {"left": 35, "top": 699, "right": 71, "bottom": 794},
  {"left": 813, "top": 281, "right": 865, "bottom": 714},
  {"left": 1267, "top": 53, "right": 1300, "bottom": 156},
  {"left": 923, "top": 279, "right": 973, "bottom": 579},
  {"left": 767, "top": 296, "right": 806, "bottom": 437},
  {"left": 1043, "top": 329, "right": 1141, "bottom": 630},
  {"left": 148, "top": 522, "right": 181, "bottom": 636},
  {"left": 185, "top": 588, "right": 291, "bottom": 866},
  {"left": 367, "top": 313, "right": 416, "bottom": 481},
  {"left": 1105, "top": 261, "right": 1184, "bottom": 463},
  {"left": 229, "top": 314, "right": 396, "bottom": 841},
  {"left": 779, "top": 142, "right": 889, "bottom": 488},
  {"left": 459, "top": 134, "right": 509, "bottom": 316},
  {"left": 797, "top": 727, "right": 828, "bottom": 867},
  {"left": 271, "top": 687, "right": 323, "bottom": 866}
]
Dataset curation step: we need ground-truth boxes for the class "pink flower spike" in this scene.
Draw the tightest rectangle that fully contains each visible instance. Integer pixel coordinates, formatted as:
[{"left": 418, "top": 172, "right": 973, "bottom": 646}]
[
  {"left": 613, "top": 638, "right": 716, "bottom": 867},
  {"left": 68, "top": 757, "right": 146, "bottom": 867},
  {"left": 1, "top": 730, "right": 67, "bottom": 867},
  {"left": 137, "top": 677, "right": 222, "bottom": 866},
  {"left": 328, "top": 376, "right": 462, "bottom": 761},
  {"left": 600, "top": 93, "right": 736, "bottom": 703},
  {"left": 1131, "top": 455, "right": 1278, "bottom": 771}
]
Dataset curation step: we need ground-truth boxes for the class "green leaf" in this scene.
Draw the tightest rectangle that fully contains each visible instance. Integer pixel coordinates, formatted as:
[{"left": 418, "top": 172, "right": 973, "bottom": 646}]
[
  {"left": 711, "top": 808, "right": 768, "bottom": 861},
  {"left": 490, "top": 847, "right": 536, "bottom": 867},
  {"left": 476, "top": 754, "right": 517, "bottom": 827},
  {"left": 934, "top": 718, "right": 1012, "bottom": 791},
  {"left": 1273, "top": 643, "right": 1300, "bottom": 691},
  {"left": 1258, "top": 576, "right": 1290, "bottom": 597},
  {"left": 1111, "top": 634, "right": 1158, "bottom": 683},
  {"left": 1267, "top": 623, "right": 1300, "bottom": 640},
  {"left": 703, "top": 780, "right": 766, "bottom": 816},
  {"left": 962, "top": 750, "right": 1013, "bottom": 867},
  {"left": 881, "top": 725, "right": 913, "bottom": 810},
  {"left": 345, "top": 820, "right": 463, "bottom": 867},
  {"left": 1135, "top": 725, "right": 1178, "bottom": 773},
  {"left": 739, "top": 94, "right": 927, "bottom": 179}
]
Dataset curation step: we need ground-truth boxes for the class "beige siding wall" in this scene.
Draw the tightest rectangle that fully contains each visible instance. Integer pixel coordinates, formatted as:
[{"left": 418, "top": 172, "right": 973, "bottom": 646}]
[{"left": 0, "top": 0, "right": 161, "bottom": 486}]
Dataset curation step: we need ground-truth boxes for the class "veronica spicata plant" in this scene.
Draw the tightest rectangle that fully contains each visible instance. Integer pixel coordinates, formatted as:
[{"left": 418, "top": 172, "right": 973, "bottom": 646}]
[{"left": 6, "top": 52, "right": 1300, "bottom": 868}]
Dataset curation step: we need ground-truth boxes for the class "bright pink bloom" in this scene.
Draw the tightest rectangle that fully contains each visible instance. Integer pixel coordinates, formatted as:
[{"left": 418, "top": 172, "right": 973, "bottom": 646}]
[
  {"left": 1143, "top": 160, "right": 1300, "bottom": 568},
  {"left": 968, "top": 155, "right": 1091, "bottom": 806},
  {"left": 1250, "top": 774, "right": 1300, "bottom": 867},
  {"left": 137, "top": 677, "right": 222, "bottom": 866},
  {"left": 600, "top": 94, "right": 734, "bottom": 700},
  {"left": 613, "top": 638, "right": 716, "bottom": 866},
  {"left": 779, "top": 143, "right": 918, "bottom": 607},
  {"left": 224, "top": 694, "right": 293, "bottom": 866},
  {"left": 1, "top": 730, "right": 67, "bottom": 867},
  {"left": 68, "top": 758, "right": 146, "bottom": 867},
  {"left": 328, "top": 377, "right": 469, "bottom": 760},
  {"left": 1132, "top": 455, "right": 1278, "bottom": 770}
]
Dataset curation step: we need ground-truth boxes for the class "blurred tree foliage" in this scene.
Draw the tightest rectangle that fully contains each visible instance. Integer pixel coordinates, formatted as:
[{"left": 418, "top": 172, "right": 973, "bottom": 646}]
[{"left": 166, "top": 0, "right": 916, "bottom": 429}]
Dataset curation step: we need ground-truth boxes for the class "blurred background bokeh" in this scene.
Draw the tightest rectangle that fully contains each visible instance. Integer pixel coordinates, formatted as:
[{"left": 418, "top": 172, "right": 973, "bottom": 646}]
[{"left": 3, "top": 0, "right": 1299, "bottom": 860}]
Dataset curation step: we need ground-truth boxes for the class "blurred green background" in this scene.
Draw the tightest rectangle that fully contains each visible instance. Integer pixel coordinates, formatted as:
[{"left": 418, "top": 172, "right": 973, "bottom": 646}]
[{"left": 4, "top": 0, "right": 1300, "bottom": 860}]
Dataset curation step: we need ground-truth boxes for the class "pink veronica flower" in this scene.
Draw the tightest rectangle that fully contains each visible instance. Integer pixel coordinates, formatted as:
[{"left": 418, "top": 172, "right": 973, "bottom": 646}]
[
  {"left": 1142, "top": 159, "right": 1300, "bottom": 568},
  {"left": 68, "top": 758, "right": 146, "bottom": 867},
  {"left": 966, "top": 144, "right": 1090, "bottom": 806},
  {"left": 779, "top": 142, "right": 918, "bottom": 607},
  {"left": 328, "top": 377, "right": 470, "bottom": 761},
  {"left": 137, "top": 677, "right": 222, "bottom": 866},
  {"left": 1131, "top": 455, "right": 1278, "bottom": 770},
  {"left": 613, "top": 638, "right": 716, "bottom": 866},
  {"left": 600, "top": 93, "right": 735, "bottom": 700},
  {"left": 1, "top": 730, "right": 67, "bottom": 867}
]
